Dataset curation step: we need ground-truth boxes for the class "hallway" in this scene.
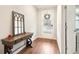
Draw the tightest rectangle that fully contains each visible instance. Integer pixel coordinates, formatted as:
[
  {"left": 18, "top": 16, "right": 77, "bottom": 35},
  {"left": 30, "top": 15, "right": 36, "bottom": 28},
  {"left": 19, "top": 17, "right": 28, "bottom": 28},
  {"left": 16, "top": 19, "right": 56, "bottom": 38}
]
[{"left": 18, "top": 38, "right": 59, "bottom": 54}]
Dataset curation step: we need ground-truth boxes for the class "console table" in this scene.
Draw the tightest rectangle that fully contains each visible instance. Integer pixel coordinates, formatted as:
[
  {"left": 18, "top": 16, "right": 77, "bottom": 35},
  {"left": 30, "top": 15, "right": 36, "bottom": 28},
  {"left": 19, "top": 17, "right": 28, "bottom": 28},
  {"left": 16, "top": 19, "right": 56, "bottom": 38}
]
[{"left": 1, "top": 32, "right": 33, "bottom": 54}]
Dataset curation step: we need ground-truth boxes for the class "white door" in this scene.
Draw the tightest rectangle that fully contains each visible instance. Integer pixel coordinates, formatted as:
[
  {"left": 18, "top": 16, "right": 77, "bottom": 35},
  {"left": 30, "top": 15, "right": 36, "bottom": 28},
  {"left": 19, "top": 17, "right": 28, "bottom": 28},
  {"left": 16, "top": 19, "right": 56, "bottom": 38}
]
[
  {"left": 66, "top": 6, "right": 76, "bottom": 54},
  {"left": 40, "top": 10, "right": 56, "bottom": 39}
]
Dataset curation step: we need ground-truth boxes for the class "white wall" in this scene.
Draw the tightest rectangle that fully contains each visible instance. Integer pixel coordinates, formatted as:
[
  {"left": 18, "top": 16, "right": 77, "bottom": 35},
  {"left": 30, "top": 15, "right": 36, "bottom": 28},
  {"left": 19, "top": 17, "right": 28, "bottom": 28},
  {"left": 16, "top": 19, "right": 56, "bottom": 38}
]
[
  {"left": 57, "top": 6, "right": 66, "bottom": 54},
  {"left": 57, "top": 6, "right": 63, "bottom": 53},
  {"left": 37, "top": 9, "right": 57, "bottom": 39},
  {"left": 0, "top": 5, "right": 37, "bottom": 54},
  {"left": 24, "top": 6, "right": 38, "bottom": 41}
]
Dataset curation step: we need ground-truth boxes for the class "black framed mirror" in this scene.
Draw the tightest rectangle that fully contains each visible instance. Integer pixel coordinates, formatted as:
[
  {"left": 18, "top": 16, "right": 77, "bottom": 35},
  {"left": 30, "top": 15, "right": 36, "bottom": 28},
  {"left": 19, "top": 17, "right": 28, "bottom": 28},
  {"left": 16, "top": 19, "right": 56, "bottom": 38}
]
[{"left": 12, "top": 11, "right": 25, "bottom": 36}]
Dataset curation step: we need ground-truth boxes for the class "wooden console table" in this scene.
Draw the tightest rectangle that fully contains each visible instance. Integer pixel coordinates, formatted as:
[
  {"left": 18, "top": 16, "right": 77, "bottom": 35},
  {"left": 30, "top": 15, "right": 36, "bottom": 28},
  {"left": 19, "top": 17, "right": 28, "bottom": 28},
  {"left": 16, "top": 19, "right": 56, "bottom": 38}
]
[{"left": 1, "top": 32, "right": 33, "bottom": 54}]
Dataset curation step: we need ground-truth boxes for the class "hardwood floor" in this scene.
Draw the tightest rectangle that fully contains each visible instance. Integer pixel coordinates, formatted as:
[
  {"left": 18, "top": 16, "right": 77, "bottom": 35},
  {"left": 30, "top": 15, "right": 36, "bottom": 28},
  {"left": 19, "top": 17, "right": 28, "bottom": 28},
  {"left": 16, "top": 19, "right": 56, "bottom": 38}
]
[{"left": 18, "top": 38, "right": 60, "bottom": 54}]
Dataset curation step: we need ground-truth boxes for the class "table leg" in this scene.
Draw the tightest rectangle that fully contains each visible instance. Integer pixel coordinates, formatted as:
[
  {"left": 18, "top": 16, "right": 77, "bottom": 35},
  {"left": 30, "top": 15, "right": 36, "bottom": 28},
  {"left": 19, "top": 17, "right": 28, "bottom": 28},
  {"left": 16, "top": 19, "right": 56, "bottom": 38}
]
[
  {"left": 4, "top": 45, "right": 7, "bottom": 54},
  {"left": 4, "top": 45, "right": 12, "bottom": 54},
  {"left": 7, "top": 47, "right": 12, "bottom": 54},
  {"left": 26, "top": 37, "right": 32, "bottom": 48}
]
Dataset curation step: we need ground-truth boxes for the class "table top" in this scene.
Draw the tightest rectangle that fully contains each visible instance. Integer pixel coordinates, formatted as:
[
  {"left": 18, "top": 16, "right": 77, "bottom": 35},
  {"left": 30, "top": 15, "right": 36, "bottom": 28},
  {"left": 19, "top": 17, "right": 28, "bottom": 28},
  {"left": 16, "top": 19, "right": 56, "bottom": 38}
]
[{"left": 1, "top": 32, "right": 33, "bottom": 45}]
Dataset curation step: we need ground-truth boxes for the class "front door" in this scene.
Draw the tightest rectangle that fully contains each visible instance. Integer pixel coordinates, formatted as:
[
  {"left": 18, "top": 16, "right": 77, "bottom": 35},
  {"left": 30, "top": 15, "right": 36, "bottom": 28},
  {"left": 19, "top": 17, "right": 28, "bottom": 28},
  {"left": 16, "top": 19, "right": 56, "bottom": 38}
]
[{"left": 40, "top": 10, "right": 56, "bottom": 39}]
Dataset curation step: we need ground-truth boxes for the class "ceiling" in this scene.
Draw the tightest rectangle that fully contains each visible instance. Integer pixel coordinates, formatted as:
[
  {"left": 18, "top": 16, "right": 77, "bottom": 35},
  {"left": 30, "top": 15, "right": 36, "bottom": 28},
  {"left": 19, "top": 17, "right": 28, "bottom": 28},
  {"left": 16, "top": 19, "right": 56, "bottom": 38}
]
[{"left": 34, "top": 5, "right": 57, "bottom": 10}]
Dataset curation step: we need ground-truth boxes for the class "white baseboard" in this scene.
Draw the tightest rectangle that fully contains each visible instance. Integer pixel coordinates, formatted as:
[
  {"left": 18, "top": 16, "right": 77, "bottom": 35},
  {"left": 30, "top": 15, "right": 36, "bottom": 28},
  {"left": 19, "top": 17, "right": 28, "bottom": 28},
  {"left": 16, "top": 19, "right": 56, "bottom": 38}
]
[{"left": 36, "top": 35, "right": 56, "bottom": 40}]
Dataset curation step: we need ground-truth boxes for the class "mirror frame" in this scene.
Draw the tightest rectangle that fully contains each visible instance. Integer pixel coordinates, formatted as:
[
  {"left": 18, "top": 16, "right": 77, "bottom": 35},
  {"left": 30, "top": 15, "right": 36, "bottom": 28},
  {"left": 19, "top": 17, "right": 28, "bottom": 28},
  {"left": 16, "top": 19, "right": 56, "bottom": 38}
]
[{"left": 12, "top": 11, "right": 25, "bottom": 36}]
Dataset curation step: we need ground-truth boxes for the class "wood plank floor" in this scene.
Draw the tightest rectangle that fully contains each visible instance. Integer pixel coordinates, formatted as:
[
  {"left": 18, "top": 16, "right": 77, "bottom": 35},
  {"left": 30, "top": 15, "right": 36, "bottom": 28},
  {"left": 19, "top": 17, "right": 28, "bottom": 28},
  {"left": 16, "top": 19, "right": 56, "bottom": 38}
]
[{"left": 18, "top": 38, "right": 60, "bottom": 54}]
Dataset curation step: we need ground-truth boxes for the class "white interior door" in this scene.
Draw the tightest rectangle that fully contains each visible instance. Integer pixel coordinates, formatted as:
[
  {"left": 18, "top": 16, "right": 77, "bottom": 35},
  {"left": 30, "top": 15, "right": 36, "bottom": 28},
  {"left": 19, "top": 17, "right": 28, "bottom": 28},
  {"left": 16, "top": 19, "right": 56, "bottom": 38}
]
[
  {"left": 40, "top": 10, "right": 57, "bottom": 39},
  {"left": 66, "top": 6, "right": 76, "bottom": 54}
]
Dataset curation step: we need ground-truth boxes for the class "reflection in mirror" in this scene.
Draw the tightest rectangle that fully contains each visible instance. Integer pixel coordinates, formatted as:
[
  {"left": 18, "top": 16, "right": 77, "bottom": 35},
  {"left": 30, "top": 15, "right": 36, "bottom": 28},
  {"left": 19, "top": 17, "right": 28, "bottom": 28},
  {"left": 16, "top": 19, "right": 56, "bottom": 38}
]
[
  {"left": 15, "top": 28, "right": 18, "bottom": 35},
  {"left": 12, "top": 11, "right": 25, "bottom": 36},
  {"left": 15, "top": 21, "right": 17, "bottom": 27}
]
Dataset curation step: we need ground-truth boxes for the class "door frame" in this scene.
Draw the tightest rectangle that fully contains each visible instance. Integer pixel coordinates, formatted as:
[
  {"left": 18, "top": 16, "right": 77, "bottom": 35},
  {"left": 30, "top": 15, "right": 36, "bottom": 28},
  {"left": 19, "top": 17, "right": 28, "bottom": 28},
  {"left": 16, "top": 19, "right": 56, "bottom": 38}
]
[{"left": 64, "top": 6, "right": 67, "bottom": 54}]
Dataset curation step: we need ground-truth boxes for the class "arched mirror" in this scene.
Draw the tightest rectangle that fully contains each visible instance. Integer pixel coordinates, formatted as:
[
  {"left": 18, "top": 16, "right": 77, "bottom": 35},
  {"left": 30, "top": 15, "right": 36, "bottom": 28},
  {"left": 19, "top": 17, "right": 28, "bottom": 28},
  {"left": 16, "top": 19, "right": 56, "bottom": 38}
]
[{"left": 12, "top": 11, "right": 25, "bottom": 36}]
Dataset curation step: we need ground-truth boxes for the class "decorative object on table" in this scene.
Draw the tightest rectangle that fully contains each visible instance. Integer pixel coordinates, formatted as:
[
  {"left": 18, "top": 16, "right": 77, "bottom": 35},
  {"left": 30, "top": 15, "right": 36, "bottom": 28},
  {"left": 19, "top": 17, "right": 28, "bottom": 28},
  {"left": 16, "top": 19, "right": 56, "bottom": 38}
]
[{"left": 7, "top": 34, "right": 13, "bottom": 40}]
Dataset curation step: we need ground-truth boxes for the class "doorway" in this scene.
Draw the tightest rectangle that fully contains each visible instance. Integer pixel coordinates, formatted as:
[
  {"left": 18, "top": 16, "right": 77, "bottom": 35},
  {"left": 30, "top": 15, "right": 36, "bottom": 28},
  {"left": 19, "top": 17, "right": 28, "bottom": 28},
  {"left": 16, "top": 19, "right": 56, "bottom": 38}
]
[{"left": 37, "top": 7, "right": 57, "bottom": 39}]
